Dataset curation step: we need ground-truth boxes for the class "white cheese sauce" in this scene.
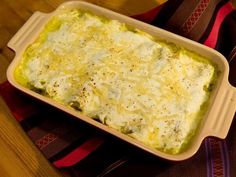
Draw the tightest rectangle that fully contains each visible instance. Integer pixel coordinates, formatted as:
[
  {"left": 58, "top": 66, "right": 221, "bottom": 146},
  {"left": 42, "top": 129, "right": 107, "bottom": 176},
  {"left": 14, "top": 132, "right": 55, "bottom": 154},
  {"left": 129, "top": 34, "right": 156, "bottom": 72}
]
[{"left": 20, "top": 9, "right": 216, "bottom": 154}]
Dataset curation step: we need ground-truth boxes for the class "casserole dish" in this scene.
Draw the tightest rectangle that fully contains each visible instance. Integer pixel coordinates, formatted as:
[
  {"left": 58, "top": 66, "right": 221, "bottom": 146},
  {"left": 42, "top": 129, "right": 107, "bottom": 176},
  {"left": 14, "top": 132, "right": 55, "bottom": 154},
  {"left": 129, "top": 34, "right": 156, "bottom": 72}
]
[{"left": 6, "top": 1, "right": 236, "bottom": 161}]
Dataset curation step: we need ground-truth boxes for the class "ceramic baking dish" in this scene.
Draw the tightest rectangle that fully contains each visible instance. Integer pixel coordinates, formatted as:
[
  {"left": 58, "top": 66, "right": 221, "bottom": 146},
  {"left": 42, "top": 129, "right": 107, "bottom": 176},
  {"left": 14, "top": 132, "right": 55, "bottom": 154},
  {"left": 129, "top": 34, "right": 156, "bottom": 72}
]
[{"left": 6, "top": 1, "right": 236, "bottom": 161}]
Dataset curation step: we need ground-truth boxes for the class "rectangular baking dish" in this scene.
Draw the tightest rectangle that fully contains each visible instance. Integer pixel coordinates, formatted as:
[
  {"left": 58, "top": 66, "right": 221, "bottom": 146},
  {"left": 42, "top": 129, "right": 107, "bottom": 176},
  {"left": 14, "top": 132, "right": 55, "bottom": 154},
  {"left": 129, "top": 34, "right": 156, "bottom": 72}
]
[{"left": 6, "top": 1, "right": 236, "bottom": 161}]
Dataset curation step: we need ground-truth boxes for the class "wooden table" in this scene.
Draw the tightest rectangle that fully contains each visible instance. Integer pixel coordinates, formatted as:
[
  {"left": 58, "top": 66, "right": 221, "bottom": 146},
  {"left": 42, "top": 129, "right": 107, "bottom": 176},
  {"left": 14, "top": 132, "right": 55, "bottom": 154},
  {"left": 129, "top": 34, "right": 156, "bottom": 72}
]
[{"left": 0, "top": 0, "right": 168, "bottom": 176}]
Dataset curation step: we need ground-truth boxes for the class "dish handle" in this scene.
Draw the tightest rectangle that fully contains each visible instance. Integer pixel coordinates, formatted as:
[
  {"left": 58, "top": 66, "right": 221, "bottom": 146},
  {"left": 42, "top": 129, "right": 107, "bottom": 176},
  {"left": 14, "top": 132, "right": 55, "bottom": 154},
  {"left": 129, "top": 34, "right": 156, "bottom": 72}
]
[
  {"left": 7, "top": 12, "right": 47, "bottom": 52},
  {"left": 207, "top": 83, "right": 236, "bottom": 139}
]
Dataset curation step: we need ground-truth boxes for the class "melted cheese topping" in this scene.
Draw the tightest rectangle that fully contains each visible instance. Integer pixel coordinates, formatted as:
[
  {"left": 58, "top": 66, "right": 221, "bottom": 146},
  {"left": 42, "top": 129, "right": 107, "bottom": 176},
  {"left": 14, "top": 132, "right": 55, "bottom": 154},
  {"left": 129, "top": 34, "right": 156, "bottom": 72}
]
[{"left": 15, "top": 9, "right": 217, "bottom": 154}]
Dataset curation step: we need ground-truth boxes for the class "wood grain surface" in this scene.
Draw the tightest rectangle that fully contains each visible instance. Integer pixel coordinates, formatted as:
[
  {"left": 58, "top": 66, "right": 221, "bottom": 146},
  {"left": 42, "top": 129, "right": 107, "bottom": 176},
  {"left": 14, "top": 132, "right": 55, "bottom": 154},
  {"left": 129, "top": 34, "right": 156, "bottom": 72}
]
[{"left": 0, "top": 0, "right": 167, "bottom": 177}]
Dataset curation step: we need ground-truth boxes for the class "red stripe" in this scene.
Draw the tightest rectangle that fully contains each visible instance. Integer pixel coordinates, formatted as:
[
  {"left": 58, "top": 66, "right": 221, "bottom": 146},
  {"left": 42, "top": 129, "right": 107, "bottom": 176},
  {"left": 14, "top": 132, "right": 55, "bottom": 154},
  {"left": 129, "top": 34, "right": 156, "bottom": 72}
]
[
  {"left": 132, "top": 4, "right": 164, "bottom": 23},
  {"left": 35, "top": 133, "right": 58, "bottom": 150},
  {"left": 208, "top": 138, "right": 225, "bottom": 177},
  {"left": 204, "top": 2, "right": 234, "bottom": 48},
  {"left": 181, "top": 0, "right": 210, "bottom": 34},
  {"left": 53, "top": 136, "right": 105, "bottom": 168},
  {"left": 0, "top": 81, "right": 37, "bottom": 121},
  {"left": 11, "top": 107, "right": 36, "bottom": 122}
]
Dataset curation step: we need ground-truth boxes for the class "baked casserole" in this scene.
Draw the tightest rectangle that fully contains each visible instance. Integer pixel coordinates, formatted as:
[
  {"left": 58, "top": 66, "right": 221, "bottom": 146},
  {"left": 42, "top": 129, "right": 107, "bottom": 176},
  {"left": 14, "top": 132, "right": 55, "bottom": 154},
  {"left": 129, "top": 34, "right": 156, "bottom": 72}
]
[{"left": 14, "top": 8, "right": 218, "bottom": 154}]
